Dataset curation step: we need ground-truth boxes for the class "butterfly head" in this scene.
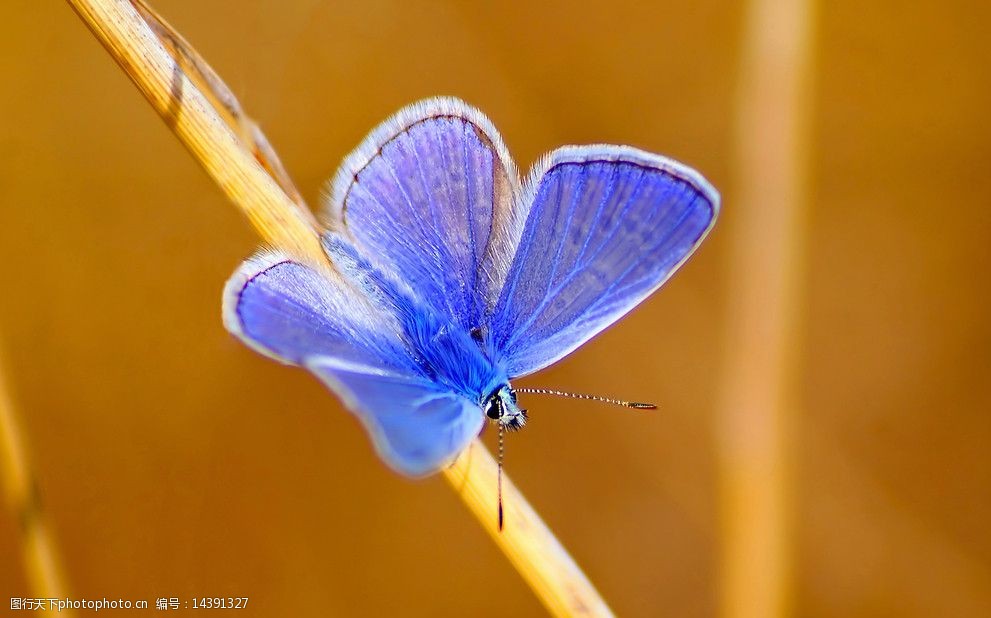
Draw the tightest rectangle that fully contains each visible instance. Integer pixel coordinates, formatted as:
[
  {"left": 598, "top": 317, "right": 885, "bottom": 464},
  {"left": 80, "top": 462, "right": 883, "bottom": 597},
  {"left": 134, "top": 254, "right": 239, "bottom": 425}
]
[{"left": 483, "top": 385, "right": 528, "bottom": 431}]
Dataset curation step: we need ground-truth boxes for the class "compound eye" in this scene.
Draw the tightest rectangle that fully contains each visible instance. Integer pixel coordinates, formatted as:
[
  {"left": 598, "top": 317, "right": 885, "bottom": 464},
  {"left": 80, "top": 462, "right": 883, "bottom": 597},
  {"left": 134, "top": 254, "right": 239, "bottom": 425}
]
[{"left": 484, "top": 400, "right": 501, "bottom": 420}]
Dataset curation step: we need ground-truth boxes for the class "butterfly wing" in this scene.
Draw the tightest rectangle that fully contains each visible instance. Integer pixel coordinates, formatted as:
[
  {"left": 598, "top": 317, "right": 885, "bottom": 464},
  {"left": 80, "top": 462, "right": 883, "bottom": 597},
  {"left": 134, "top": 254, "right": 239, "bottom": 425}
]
[
  {"left": 487, "top": 146, "right": 719, "bottom": 377},
  {"left": 323, "top": 97, "right": 523, "bottom": 330},
  {"left": 223, "top": 251, "right": 414, "bottom": 371},
  {"left": 305, "top": 357, "right": 483, "bottom": 476},
  {"left": 223, "top": 252, "right": 481, "bottom": 476}
]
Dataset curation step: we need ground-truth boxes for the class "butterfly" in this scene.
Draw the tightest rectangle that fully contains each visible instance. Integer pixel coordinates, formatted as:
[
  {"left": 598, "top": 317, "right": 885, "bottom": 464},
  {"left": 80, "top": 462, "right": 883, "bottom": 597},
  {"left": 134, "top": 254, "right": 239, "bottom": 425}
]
[{"left": 222, "top": 98, "right": 719, "bottom": 478}]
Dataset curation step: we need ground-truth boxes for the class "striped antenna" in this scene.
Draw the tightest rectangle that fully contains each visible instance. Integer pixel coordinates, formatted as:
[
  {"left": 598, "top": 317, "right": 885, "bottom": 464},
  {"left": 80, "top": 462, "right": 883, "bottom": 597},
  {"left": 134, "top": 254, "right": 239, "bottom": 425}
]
[
  {"left": 497, "top": 423, "right": 505, "bottom": 531},
  {"left": 513, "top": 387, "right": 657, "bottom": 410}
]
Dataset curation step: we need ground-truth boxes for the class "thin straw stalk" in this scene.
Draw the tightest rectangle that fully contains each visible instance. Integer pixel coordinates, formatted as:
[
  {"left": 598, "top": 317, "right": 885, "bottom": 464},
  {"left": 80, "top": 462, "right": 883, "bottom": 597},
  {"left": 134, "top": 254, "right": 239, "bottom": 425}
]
[
  {"left": 718, "top": 0, "right": 817, "bottom": 616},
  {"left": 0, "top": 348, "right": 74, "bottom": 614}
]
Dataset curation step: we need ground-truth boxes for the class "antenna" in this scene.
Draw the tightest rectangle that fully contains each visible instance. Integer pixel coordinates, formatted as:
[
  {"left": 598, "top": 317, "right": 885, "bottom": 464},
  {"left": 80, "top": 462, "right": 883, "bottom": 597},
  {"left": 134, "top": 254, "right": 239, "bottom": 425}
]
[
  {"left": 512, "top": 387, "right": 657, "bottom": 410},
  {"left": 497, "top": 423, "right": 505, "bottom": 532}
]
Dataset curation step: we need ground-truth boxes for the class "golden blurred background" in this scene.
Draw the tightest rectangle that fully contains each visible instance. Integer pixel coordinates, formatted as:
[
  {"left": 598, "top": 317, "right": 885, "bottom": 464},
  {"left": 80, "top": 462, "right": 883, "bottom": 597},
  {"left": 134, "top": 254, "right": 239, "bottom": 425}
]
[{"left": 1, "top": 1, "right": 988, "bottom": 616}]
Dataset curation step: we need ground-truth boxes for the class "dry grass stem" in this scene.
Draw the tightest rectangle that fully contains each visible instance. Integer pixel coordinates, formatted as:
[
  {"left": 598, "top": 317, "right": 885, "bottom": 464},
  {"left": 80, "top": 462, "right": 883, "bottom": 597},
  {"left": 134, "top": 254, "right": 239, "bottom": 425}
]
[
  {"left": 445, "top": 444, "right": 614, "bottom": 617},
  {"left": 718, "top": 0, "right": 817, "bottom": 616},
  {"left": 0, "top": 348, "right": 74, "bottom": 613},
  {"left": 67, "top": 0, "right": 322, "bottom": 268},
  {"left": 66, "top": 0, "right": 614, "bottom": 615}
]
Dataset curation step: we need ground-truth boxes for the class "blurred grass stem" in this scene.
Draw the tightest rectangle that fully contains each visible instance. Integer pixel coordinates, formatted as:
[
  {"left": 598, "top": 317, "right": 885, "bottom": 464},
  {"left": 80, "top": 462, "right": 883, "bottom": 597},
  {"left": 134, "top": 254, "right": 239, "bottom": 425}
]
[
  {"left": 66, "top": 1, "right": 613, "bottom": 615},
  {"left": 718, "top": 0, "right": 816, "bottom": 617},
  {"left": 0, "top": 349, "right": 74, "bottom": 612}
]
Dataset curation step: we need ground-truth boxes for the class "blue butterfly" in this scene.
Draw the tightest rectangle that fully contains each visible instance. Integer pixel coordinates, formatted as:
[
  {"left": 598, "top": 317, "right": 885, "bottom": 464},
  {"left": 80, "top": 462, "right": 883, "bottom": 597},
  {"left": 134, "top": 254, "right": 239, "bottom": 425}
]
[{"left": 222, "top": 98, "right": 719, "bottom": 477}]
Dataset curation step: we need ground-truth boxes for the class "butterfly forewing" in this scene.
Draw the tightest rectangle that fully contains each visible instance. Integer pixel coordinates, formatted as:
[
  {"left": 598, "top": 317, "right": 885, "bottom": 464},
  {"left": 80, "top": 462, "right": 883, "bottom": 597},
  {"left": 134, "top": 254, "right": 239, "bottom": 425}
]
[
  {"left": 324, "top": 98, "right": 521, "bottom": 330},
  {"left": 487, "top": 146, "right": 719, "bottom": 377}
]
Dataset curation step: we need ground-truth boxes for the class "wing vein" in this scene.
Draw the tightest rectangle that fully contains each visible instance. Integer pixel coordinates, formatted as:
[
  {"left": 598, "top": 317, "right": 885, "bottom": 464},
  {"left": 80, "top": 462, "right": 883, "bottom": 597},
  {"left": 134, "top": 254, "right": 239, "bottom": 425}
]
[
  {"left": 460, "top": 121, "right": 480, "bottom": 316},
  {"left": 410, "top": 127, "right": 460, "bottom": 319},
  {"left": 380, "top": 149, "right": 445, "bottom": 274},
  {"left": 542, "top": 193, "right": 700, "bottom": 336},
  {"left": 544, "top": 166, "right": 588, "bottom": 299},
  {"left": 573, "top": 164, "right": 621, "bottom": 268},
  {"left": 502, "top": 167, "right": 649, "bottom": 349}
]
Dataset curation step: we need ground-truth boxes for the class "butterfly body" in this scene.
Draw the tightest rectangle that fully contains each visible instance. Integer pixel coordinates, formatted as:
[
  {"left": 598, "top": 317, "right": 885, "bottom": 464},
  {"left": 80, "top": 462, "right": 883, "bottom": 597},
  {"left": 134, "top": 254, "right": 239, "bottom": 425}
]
[
  {"left": 322, "top": 232, "right": 508, "bottom": 402},
  {"left": 223, "top": 98, "right": 718, "bottom": 477}
]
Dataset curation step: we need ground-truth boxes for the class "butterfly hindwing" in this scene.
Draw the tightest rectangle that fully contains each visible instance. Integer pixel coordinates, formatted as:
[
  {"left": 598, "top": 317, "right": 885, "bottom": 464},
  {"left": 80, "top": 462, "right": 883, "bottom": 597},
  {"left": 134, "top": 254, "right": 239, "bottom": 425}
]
[
  {"left": 305, "top": 357, "right": 483, "bottom": 476},
  {"left": 222, "top": 251, "right": 416, "bottom": 371},
  {"left": 223, "top": 252, "right": 483, "bottom": 475},
  {"left": 487, "top": 146, "right": 719, "bottom": 377}
]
